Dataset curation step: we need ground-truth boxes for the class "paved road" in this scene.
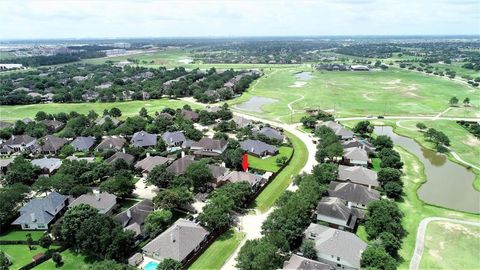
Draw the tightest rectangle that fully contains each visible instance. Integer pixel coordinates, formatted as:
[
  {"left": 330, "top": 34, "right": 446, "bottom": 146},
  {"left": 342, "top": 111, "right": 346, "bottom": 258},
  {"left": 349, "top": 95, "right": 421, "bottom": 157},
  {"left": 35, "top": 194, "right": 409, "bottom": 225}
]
[
  {"left": 409, "top": 217, "right": 480, "bottom": 270},
  {"left": 336, "top": 116, "right": 480, "bottom": 122}
]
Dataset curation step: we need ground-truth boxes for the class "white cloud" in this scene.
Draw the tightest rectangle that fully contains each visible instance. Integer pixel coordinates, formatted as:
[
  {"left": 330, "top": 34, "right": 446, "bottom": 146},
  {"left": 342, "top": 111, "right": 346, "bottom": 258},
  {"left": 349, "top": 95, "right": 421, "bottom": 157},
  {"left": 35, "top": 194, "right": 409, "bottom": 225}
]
[{"left": 0, "top": 0, "right": 478, "bottom": 39}]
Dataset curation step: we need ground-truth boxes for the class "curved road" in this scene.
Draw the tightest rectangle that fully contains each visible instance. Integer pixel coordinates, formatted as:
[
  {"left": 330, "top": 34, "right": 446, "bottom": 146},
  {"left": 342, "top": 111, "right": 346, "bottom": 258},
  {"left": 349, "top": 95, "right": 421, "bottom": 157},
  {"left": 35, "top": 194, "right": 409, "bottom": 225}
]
[{"left": 409, "top": 217, "right": 480, "bottom": 270}]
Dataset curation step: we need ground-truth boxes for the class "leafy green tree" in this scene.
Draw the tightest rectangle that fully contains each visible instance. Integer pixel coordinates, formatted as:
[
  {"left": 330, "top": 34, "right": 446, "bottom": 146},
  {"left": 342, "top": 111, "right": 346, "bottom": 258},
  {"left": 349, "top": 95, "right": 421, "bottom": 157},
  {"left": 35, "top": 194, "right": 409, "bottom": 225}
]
[
  {"left": 87, "top": 110, "right": 98, "bottom": 120},
  {"left": 198, "top": 194, "right": 233, "bottom": 231},
  {"left": 0, "top": 129, "right": 12, "bottom": 140},
  {"left": 185, "top": 160, "right": 213, "bottom": 191},
  {"left": 109, "top": 107, "right": 122, "bottom": 117},
  {"left": 144, "top": 210, "right": 173, "bottom": 238},
  {"left": 312, "top": 163, "right": 338, "bottom": 184},
  {"left": 0, "top": 251, "right": 11, "bottom": 270},
  {"left": 449, "top": 96, "right": 459, "bottom": 106},
  {"left": 156, "top": 138, "right": 166, "bottom": 152},
  {"left": 384, "top": 182, "right": 403, "bottom": 199},
  {"left": 236, "top": 238, "right": 283, "bottom": 270},
  {"left": 35, "top": 111, "right": 48, "bottom": 121},
  {"left": 463, "top": 97, "right": 470, "bottom": 106},
  {"left": 353, "top": 120, "right": 373, "bottom": 135},
  {"left": 52, "top": 252, "right": 63, "bottom": 267},
  {"left": 5, "top": 156, "right": 41, "bottom": 185},
  {"left": 39, "top": 234, "right": 53, "bottom": 248},
  {"left": 0, "top": 184, "right": 30, "bottom": 228},
  {"left": 222, "top": 148, "right": 244, "bottom": 170},
  {"left": 377, "top": 168, "right": 402, "bottom": 186},
  {"left": 156, "top": 258, "right": 182, "bottom": 270},
  {"left": 61, "top": 204, "right": 99, "bottom": 245},
  {"left": 360, "top": 245, "right": 397, "bottom": 270},
  {"left": 26, "top": 233, "right": 34, "bottom": 250},
  {"left": 210, "top": 182, "right": 252, "bottom": 210},
  {"left": 148, "top": 165, "right": 175, "bottom": 188},
  {"left": 60, "top": 144, "right": 75, "bottom": 157},
  {"left": 153, "top": 187, "right": 193, "bottom": 210},
  {"left": 300, "top": 116, "right": 317, "bottom": 129},
  {"left": 276, "top": 156, "right": 288, "bottom": 167},
  {"left": 85, "top": 260, "right": 137, "bottom": 270},
  {"left": 139, "top": 107, "right": 148, "bottom": 118},
  {"left": 377, "top": 232, "right": 402, "bottom": 257},
  {"left": 300, "top": 240, "right": 317, "bottom": 259},
  {"left": 372, "top": 135, "right": 393, "bottom": 150},
  {"left": 365, "top": 200, "right": 405, "bottom": 240},
  {"left": 99, "top": 173, "right": 135, "bottom": 198},
  {"left": 416, "top": 122, "right": 427, "bottom": 130}
]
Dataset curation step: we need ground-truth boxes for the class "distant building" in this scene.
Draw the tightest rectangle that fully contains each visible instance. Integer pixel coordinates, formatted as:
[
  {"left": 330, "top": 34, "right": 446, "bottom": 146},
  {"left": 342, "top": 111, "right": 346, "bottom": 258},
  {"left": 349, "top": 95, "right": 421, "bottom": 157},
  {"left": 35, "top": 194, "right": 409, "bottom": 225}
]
[
  {"left": 315, "top": 197, "right": 360, "bottom": 232},
  {"left": 39, "top": 135, "right": 68, "bottom": 154},
  {"left": 166, "top": 155, "right": 196, "bottom": 176},
  {"left": 2, "top": 135, "right": 37, "bottom": 153},
  {"left": 337, "top": 165, "right": 378, "bottom": 188},
  {"left": 219, "top": 171, "right": 266, "bottom": 191},
  {"left": 40, "top": 119, "right": 65, "bottom": 133},
  {"left": 135, "top": 155, "right": 173, "bottom": 174}
]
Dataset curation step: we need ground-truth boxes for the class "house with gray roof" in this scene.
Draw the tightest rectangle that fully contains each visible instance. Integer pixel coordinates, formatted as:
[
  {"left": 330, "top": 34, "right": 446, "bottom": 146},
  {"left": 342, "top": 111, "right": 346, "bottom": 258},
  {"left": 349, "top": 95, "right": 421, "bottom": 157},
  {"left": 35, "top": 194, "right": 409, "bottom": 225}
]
[
  {"left": 304, "top": 223, "right": 367, "bottom": 270},
  {"left": 337, "top": 165, "right": 378, "bottom": 188},
  {"left": 207, "top": 164, "right": 230, "bottom": 186},
  {"left": 240, "top": 139, "right": 278, "bottom": 157},
  {"left": 95, "top": 116, "right": 120, "bottom": 127},
  {"left": 232, "top": 116, "right": 252, "bottom": 129},
  {"left": 135, "top": 155, "right": 173, "bottom": 174},
  {"left": 142, "top": 218, "right": 209, "bottom": 263},
  {"left": 219, "top": 171, "right": 266, "bottom": 191},
  {"left": 31, "top": 157, "right": 62, "bottom": 175},
  {"left": 0, "top": 121, "right": 13, "bottom": 129},
  {"left": 283, "top": 254, "right": 332, "bottom": 270},
  {"left": 166, "top": 155, "right": 196, "bottom": 176},
  {"left": 342, "top": 147, "right": 369, "bottom": 167},
  {"left": 255, "top": 127, "right": 285, "bottom": 141},
  {"left": 341, "top": 139, "right": 376, "bottom": 154},
  {"left": 68, "top": 192, "right": 117, "bottom": 215},
  {"left": 71, "top": 136, "right": 95, "bottom": 151},
  {"left": 162, "top": 131, "right": 187, "bottom": 152},
  {"left": 2, "top": 135, "right": 37, "bottom": 153},
  {"left": 95, "top": 136, "right": 126, "bottom": 151},
  {"left": 105, "top": 152, "right": 135, "bottom": 165},
  {"left": 131, "top": 131, "right": 157, "bottom": 148},
  {"left": 38, "top": 135, "right": 68, "bottom": 154},
  {"left": 316, "top": 121, "right": 354, "bottom": 140},
  {"left": 328, "top": 181, "right": 380, "bottom": 209},
  {"left": 191, "top": 138, "right": 228, "bottom": 157},
  {"left": 115, "top": 199, "right": 154, "bottom": 238},
  {"left": 40, "top": 119, "right": 65, "bottom": 132},
  {"left": 181, "top": 109, "right": 199, "bottom": 122},
  {"left": 0, "top": 158, "right": 13, "bottom": 175},
  {"left": 12, "top": 192, "right": 68, "bottom": 230},
  {"left": 315, "top": 197, "right": 358, "bottom": 232}
]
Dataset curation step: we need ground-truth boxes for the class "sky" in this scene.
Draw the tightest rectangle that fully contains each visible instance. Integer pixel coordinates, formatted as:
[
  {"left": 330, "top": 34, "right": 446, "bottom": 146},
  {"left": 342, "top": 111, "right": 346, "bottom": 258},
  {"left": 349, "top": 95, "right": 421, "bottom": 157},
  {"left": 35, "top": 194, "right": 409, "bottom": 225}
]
[{"left": 1, "top": 0, "right": 479, "bottom": 40}]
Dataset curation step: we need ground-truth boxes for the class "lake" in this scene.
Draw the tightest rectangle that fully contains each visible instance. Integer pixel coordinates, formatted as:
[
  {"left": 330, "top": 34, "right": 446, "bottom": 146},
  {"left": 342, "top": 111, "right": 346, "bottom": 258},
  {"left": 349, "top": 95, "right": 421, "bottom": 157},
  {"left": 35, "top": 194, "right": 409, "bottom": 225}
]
[
  {"left": 233, "top": 96, "right": 277, "bottom": 113},
  {"left": 295, "top": 71, "right": 313, "bottom": 80}
]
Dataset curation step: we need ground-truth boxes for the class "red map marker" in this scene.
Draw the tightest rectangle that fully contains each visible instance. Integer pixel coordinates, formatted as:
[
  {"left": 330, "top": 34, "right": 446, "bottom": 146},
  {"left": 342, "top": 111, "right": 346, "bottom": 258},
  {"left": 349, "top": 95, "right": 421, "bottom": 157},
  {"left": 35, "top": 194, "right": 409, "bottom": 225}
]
[{"left": 242, "top": 154, "right": 249, "bottom": 172}]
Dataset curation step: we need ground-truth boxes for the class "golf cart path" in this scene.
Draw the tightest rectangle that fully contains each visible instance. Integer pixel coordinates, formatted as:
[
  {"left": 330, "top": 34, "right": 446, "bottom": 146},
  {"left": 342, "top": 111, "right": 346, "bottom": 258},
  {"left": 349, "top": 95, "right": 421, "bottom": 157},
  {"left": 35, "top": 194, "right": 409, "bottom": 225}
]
[{"left": 409, "top": 217, "right": 480, "bottom": 270}]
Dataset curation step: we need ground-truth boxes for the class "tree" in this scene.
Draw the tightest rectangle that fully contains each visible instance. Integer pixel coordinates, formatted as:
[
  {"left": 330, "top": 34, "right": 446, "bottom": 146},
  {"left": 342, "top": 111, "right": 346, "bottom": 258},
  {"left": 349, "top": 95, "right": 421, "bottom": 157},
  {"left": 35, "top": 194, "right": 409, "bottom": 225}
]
[
  {"left": 5, "top": 156, "right": 41, "bottom": 185},
  {"left": 416, "top": 122, "right": 427, "bottom": 130},
  {"left": 26, "top": 233, "right": 34, "bottom": 250},
  {"left": 0, "top": 251, "right": 11, "bottom": 270},
  {"left": 377, "top": 168, "right": 402, "bottom": 186},
  {"left": 109, "top": 107, "right": 122, "bottom": 117},
  {"left": 87, "top": 110, "right": 98, "bottom": 120},
  {"left": 198, "top": 194, "right": 233, "bottom": 231},
  {"left": 85, "top": 260, "right": 136, "bottom": 270},
  {"left": 379, "top": 148, "right": 403, "bottom": 169},
  {"left": 222, "top": 148, "right": 243, "bottom": 170},
  {"left": 147, "top": 165, "right": 174, "bottom": 188},
  {"left": 365, "top": 200, "right": 405, "bottom": 240},
  {"left": 463, "top": 97, "right": 470, "bottom": 106},
  {"left": 156, "top": 138, "right": 166, "bottom": 152},
  {"left": 360, "top": 246, "right": 397, "bottom": 270},
  {"left": 236, "top": 238, "right": 283, "bottom": 270},
  {"left": 156, "top": 258, "right": 182, "bottom": 270},
  {"left": 144, "top": 210, "right": 173, "bottom": 238},
  {"left": 449, "top": 96, "right": 459, "bottom": 106},
  {"left": 275, "top": 156, "right": 288, "bottom": 167},
  {"left": 300, "top": 240, "right": 317, "bottom": 259},
  {"left": 384, "top": 182, "right": 403, "bottom": 199},
  {"left": 35, "top": 111, "right": 48, "bottom": 121},
  {"left": 153, "top": 187, "right": 193, "bottom": 210},
  {"left": 61, "top": 204, "right": 99, "bottom": 245},
  {"left": 99, "top": 173, "right": 135, "bottom": 198},
  {"left": 0, "top": 129, "right": 12, "bottom": 140},
  {"left": 0, "top": 184, "right": 30, "bottom": 228},
  {"left": 210, "top": 182, "right": 252, "bottom": 210},
  {"left": 353, "top": 121, "right": 373, "bottom": 135},
  {"left": 39, "top": 234, "right": 53, "bottom": 248},
  {"left": 184, "top": 160, "right": 213, "bottom": 191},
  {"left": 377, "top": 232, "right": 402, "bottom": 257},
  {"left": 139, "top": 107, "right": 148, "bottom": 118},
  {"left": 52, "top": 252, "right": 63, "bottom": 267},
  {"left": 300, "top": 116, "right": 317, "bottom": 129},
  {"left": 312, "top": 163, "right": 338, "bottom": 184},
  {"left": 372, "top": 135, "right": 393, "bottom": 151},
  {"left": 59, "top": 144, "right": 75, "bottom": 157}
]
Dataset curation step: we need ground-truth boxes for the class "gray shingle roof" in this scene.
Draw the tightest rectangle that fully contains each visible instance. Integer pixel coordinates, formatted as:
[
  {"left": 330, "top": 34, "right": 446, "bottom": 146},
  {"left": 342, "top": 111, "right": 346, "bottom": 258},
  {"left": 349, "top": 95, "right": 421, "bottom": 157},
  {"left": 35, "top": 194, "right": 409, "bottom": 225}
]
[
  {"left": 283, "top": 254, "right": 332, "bottom": 270},
  {"left": 131, "top": 131, "right": 157, "bottom": 148},
  {"left": 317, "top": 121, "right": 354, "bottom": 139},
  {"left": 232, "top": 116, "right": 252, "bottom": 128},
  {"left": 328, "top": 181, "right": 380, "bottom": 206},
  {"left": 257, "top": 127, "right": 284, "bottom": 141},
  {"left": 135, "top": 156, "right": 173, "bottom": 173},
  {"left": 40, "top": 119, "right": 65, "bottom": 131},
  {"left": 240, "top": 139, "right": 278, "bottom": 156},
  {"left": 316, "top": 197, "right": 353, "bottom": 222},
  {"left": 191, "top": 138, "right": 227, "bottom": 153},
  {"left": 220, "top": 171, "right": 264, "bottom": 187},
  {"left": 4, "top": 135, "right": 36, "bottom": 146},
  {"left": 115, "top": 199, "right": 154, "bottom": 237},
  {"left": 207, "top": 164, "right": 229, "bottom": 180},
  {"left": 68, "top": 192, "right": 117, "bottom": 214},
  {"left": 95, "top": 116, "right": 120, "bottom": 126},
  {"left": 31, "top": 157, "right": 62, "bottom": 173},
  {"left": 341, "top": 139, "right": 376, "bottom": 153},
  {"left": 95, "top": 136, "right": 126, "bottom": 151},
  {"left": 343, "top": 147, "right": 368, "bottom": 162},
  {"left": 105, "top": 152, "right": 135, "bottom": 165},
  {"left": 304, "top": 223, "right": 367, "bottom": 269},
  {"left": 12, "top": 192, "right": 67, "bottom": 226},
  {"left": 181, "top": 109, "right": 199, "bottom": 121},
  {"left": 337, "top": 165, "right": 379, "bottom": 187},
  {"left": 71, "top": 136, "right": 95, "bottom": 151},
  {"left": 142, "top": 218, "right": 209, "bottom": 262},
  {"left": 40, "top": 135, "right": 68, "bottom": 153},
  {"left": 166, "top": 156, "right": 196, "bottom": 176},
  {"left": 162, "top": 131, "right": 186, "bottom": 146}
]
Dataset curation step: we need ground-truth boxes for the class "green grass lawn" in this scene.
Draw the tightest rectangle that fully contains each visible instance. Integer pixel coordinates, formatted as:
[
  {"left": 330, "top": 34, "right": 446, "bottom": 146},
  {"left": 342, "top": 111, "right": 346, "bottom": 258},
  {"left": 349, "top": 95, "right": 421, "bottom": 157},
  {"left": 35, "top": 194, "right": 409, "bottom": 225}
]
[
  {"left": 0, "top": 230, "right": 45, "bottom": 241},
  {"left": 0, "top": 98, "right": 200, "bottom": 121},
  {"left": 188, "top": 229, "right": 245, "bottom": 270},
  {"left": 0, "top": 245, "right": 56, "bottom": 270},
  {"left": 253, "top": 131, "right": 308, "bottom": 212},
  {"left": 117, "top": 198, "right": 142, "bottom": 212},
  {"left": 419, "top": 221, "right": 480, "bottom": 270},
  {"left": 248, "top": 146, "right": 293, "bottom": 172},
  {"left": 371, "top": 158, "right": 381, "bottom": 172},
  {"left": 33, "top": 249, "right": 91, "bottom": 270}
]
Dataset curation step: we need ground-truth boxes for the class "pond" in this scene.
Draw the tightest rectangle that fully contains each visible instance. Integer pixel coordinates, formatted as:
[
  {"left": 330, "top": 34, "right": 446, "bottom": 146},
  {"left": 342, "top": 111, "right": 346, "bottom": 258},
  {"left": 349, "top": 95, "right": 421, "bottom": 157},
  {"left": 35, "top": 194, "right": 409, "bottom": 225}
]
[
  {"left": 233, "top": 96, "right": 277, "bottom": 113},
  {"left": 295, "top": 71, "right": 313, "bottom": 80},
  {"left": 374, "top": 126, "right": 479, "bottom": 213}
]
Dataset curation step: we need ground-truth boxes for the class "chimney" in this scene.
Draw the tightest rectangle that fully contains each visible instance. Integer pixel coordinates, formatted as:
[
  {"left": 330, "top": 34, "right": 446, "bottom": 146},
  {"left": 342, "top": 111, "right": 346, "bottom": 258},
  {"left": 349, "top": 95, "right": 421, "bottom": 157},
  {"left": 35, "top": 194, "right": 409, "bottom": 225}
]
[
  {"left": 347, "top": 201, "right": 352, "bottom": 209},
  {"left": 368, "top": 185, "right": 371, "bottom": 191},
  {"left": 30, "top": 213, "right": 36, "bottom": 222},
  {"left": 95, "top": 193, "right": 101, "bottom": 201},
  {"left": 170, "top": 232, "right": 176, "bottom": 243},
  {"left": 126, "top": 209, "right": 132, "bottom": 218},
  {"left": 181, "top": 151, "right": 185, "bottom": 158},
  {"left": 146, "top": 152, "right": 150, "bottom": 158},
  {"left": 122, "top": 147, "right": 126, "bottom": 153},
  {"left": 221, "top": 162, "right": 226, "bottom": 167}
]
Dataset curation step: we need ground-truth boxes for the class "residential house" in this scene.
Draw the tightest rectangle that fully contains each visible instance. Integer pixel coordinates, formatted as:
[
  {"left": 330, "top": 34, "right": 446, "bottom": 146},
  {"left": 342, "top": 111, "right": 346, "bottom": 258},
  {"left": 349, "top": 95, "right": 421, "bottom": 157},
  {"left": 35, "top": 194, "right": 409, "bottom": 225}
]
[
  {"left": 316, "top": 121, "right": 353, "bottom": 140},
  {"left": 181, "top": 109, "right": 199, "bottom": 122},
  {"left": 162, "top": 131, "right": 187, "bottom": 152},
  {"left": 115, "top": 199, "right": 154, "bottom": 238},
  {"left": 342, "top": 147, "right": 369, "bottom": 167},
  {"left": 315, "top": 197, "right": 359, "bottom": 232},
  {"left": 240, "top": 139, "right": 278, "bottom": 157},
  {"left": 157, "top": 113, "right": 174, "bottom": 120},
  {"left": 351, "top": 65, "right": 369, "bottom": 71},
  {"left": 337, "top": 165, "right": 378, "bottom": 189},
  {"left": 166, "top": 155, "right": 196, "bottom": 176},
  {"left": 82, "top": 90, "right": 100, "bottom": 101},
  {"left": 207, "top": 164, "right": 230, "bottom": 187},
  {"left": 95, "top": 136, "right": 126, "bottom": 151},
  {"left": 40, "top": 119, "right": 65, "bottom": 132},
  {"left": 69, "top": 192, "right": 117, "bottom": 215},
  {"left": 95, "top": 116, "right": 120, "bottom": 127},
  {"left": 135, "top": 155, "right": 173, "bottom": 174},
  {"left": 255, "top": 127, "right": 285, "bottom": 142},
  {"left": 328, "top": 181, "right": 380, "bottom": 209},
  {"left": 31, "top": 157, "right": 62, "bottom": 175},
  {"left": 39, "top": 135, "right": 68, "bottom": 154},
  {"left": 191, "top": 138, "right": 228, "bottom": 157},
  {"left": 232, "top": 115, "right": 252, "bottom": 129},
  {"left": 11, "top": 192, "right": 68, "bottom": 230},
  {"left": 341, "top": 139, "right": 376, "bottom": 154},
  {"left": 0, "top": 158, "right": 13, "bottom": 175},
  {"left": 22, "top": 118, "right": 33, "bottom": 124},
  {"left": 219, "top": 171, "right": 266, "bottom": 191},
  {"left": 131, "top": 131, "right": 157, "bottom": 148},
  {"left": 105, "top": 152, "right": 135, "bottom": 165},
  {"left": 304, "top": 223, "right": 367, "bottom": 270},
  {"left": 283, "top": 254, "right": 332, "bottom": 270},
  {"left": 0, "top": 121, "right": 13, "bottom": 129},
  {"left": 142, "top": 218, "right": 209, "bottom": 263},
  {"left": 71, "top": 136, "right": 96, "bottom": 151},
  {"left": 2, "top": 135, "right": 37, "bottom": 153}
]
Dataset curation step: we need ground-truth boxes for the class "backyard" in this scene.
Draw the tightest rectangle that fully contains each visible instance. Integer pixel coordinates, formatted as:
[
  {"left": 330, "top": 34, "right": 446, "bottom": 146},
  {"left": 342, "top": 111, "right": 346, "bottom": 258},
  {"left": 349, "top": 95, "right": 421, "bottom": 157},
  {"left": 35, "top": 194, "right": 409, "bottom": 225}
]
[
  {"left": 247, "top": 146, "right": 293, "bottom": 173},
  {"left": 33, "top": 249, "right": 91, "bottom": 270},
  {"left": 0, "top": 245, "right": 55, "bottom": 270}
]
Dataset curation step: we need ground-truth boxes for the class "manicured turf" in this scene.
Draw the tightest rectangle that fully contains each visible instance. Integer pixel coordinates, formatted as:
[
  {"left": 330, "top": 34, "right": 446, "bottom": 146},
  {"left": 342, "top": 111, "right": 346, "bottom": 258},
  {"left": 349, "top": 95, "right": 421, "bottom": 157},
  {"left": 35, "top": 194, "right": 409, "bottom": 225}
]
[
  {"left": 188, "top": 229, "right": 245, "bottom": 270},
  {"left": 394, "top": 147, "right": 479, "bottom": 269},
  {"left": 0, "top": 245, "right": 55, "bottom": 270},
  {"left": 247, "top": 146, "right": 293, "bottom": 172},
  {"left": 118, "top": 198, "right": 142, "bottom": 212},
  {"left": 0, "top": 230, "right": 45, "bottom": 241},
  {"left": 253, "top": 131, "right": 308, "bottom": 212},
  {"left": 371, "top": 158, "right": 381, "bottom": 172},
  {"left": 419, "top": 221, "right": 480, "bottom": 269},
  {"left": 33, "top": 249, "right": 90, "bottom": 270},
  {"left": 0, "top": 98, "right": 200, "bottom": 121}
]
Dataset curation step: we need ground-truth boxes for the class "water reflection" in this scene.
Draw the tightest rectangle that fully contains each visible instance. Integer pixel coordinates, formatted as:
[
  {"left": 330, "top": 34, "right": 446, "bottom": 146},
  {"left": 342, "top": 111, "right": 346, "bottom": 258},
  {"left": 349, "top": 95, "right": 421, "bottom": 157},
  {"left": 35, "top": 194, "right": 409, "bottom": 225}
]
[{"left": 421, "top": 147, "right": 446, "bottom": 167}]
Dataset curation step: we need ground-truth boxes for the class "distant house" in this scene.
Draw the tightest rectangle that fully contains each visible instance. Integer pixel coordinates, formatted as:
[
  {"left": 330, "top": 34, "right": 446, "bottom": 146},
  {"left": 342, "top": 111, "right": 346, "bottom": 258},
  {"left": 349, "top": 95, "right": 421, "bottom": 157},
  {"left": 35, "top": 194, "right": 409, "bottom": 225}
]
[
  {"left": 181, "top": 109, "right": 199, "bottom": 122},
  {"left": 337, "top": 165, "right": 378, "bottom": 188},
  {"left": 191, "top": 138, "right": 228, "bottom": 157},
  {"left": 69, "top": 192, "right": 117, "bottom": 215},
  {"left": 315, "top": 197, "right": 359, "bottom": 232},
  {"left": 82, "top": 90, "right": 100, "bottom": 101},
  {"left": 351, "top": 65, "right": 369, "bottom": 71},
  {"left": 328, "top": 181, "right": 380, "bottom": 209},
  {"left": 105, "top": 152, "right": 135, "bottom": 165},
  {"left": 40, "top": 119, "right": 65, "bottom": 133},
  {"left": 219, "top": 171, "right": 266, "bottom": 190},
  {"left": 0, "top": 121, "right": 13, "bottom": 129},
  {"left": 316, "top": 121, "right": 353, "bottom": 140},
  {"left": 95, "top": 116, "right": 120, "bottom": 127},
  {"left": 255, "top": 127, "right": 285, "bottom": 141},
  {"left": 240, "top": 139, "right": 278, "bottom": 157},
  {"left": 39, "top": 135, "right": 68, "bottom": 154},
  {"left": 232, "top": 116, "right": 252, "bottom": 129},
  {"left": 341, "top": 139, "right": 376, "bottom": 154},
  {"left": 342, "top": 147, "right": 369, "bottom": 167},
  {"left": 31, "top": 157, "right": 62, "bottom": 175},
  {"left": 135, "top": 155, "right": 173, "bottom": 174},
  {"left": 316, "top": 63, "right": 350, "bottom": 71},
  {"left": 2, "top": 135, "right": 37, "bottom": 153},
  {"left": 95, "top": 136, "right": 126, "bottom": 151},
  {"left": 115, "top": 199, "right": 154, "bottom": 238},
  {"left": 142, "top": 218, "right": 209, "bottom": 263},
  {"left": 166, "top": 155, "right": 196, "bottom": 176},
  {"left": 131, "top": 131, "right": 157, "bottom": 148},
  {"left": 22, "top": 118, "right": 33, "bottom": 124},
  {"left": 12, "top": 192, "right": 68, "bottom": 230},
  {"left": 282, "top": 254, "right": 332, "bottom": 270},
  {"left": 207, "top": 164, "right": 230, "bottom": 186},
  {"left": 0, "top": 158, "right": 13, "bottom": 175},
  {"left": 157, "top": 113, "right": 174, "bottom": 120},
  {"left": 71, "top": 136, "right": 96, "bottom": 151},
  {"left": 162, "top": 131, "right": 187, "bottom": 152},
  {"left": 304, "top": 223, "right": 367, "bottom": 270}
]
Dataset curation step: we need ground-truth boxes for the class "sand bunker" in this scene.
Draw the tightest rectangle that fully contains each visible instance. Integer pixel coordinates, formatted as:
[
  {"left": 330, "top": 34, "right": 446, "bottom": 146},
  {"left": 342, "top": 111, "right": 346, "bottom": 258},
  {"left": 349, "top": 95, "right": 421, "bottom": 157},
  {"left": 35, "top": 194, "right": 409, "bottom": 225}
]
[
  {"left": 178, "top": 58, "right": 193, "bottom": 64},
  {"left": 289, "top": 81, "right": 307, "bottom": 88},
  {"left": 362, "top": 92, "right": 374, "bottom": 101}
]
